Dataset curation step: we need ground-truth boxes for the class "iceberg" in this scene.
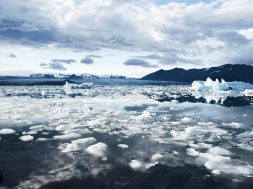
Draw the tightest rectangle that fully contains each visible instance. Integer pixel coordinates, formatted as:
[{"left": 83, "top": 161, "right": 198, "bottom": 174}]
[
  {"left": 191, "top": 78, "right": 231, "bottom": 92},
  {"left": 244, "top": 89, "right": 253, "bottom": 96},
  {"left": 63, "top": 81, "right": 93, "bottom": 95}
]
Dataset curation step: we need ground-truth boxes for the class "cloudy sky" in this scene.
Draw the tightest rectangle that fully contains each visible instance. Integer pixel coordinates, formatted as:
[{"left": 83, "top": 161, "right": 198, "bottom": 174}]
[{"left": 0, "top": 0, "right": 253, "bottom": 77}]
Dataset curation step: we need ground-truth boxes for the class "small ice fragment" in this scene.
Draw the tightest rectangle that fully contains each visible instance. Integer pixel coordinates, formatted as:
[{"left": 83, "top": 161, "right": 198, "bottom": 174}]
[
  {"left": 41, "top": 90, "right": 46, "bottom": 96},
  {"left": 151, "top": 153, "right": 164, "bottom": 161},
  {"left": 53, "top": 133, "right": 81, "bottom": 140},
  {"left": 118, "top": 144, "right": 129, "bottom": 149},
  {"left": 181, "top": 117, "right": 192, "bottom": 123},
  {"left": 244, "top": 89, "right": 253, "bottom": 96},
  {"left": 37, "top": 138, "right": 48, "bottom": 141},
  {"left": 191, "top": 81, "right": 205, "bottom": 91},
  {"left": 86, "top": 142, "right": 107, "bottom": 157},
  {"left": 0, "top": 128, "right": 16, "bottom": 135},
  {"left": 129, "top": 160, "right": 143, "bottom": 170},
  {"left": 207, "top": 146, "right": 231, "bottom": 155},
  {"left": 212, "top": 169, "right": 221, "bottom": 175},
  {"left": 20, "top": 135, "right": 34, "bottom": 141},
  {"left": 222, "top": 122, "right": 242, "bottom": 128},
  {"left": 62, "top": 137, "right": 97, "bottom": 153},
  {"left": 186, "top": 148, "right": 200, "bottom": 157}
]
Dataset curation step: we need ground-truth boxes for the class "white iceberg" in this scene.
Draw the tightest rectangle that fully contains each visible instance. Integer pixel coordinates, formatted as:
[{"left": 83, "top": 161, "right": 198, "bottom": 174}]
[
  {"left": 62, "top": 137, "right": 97, "bottom": 153},
  {"left": 118, "top": 144, "right": 129, "bottom": 149},
  {"left": 0, "top": 128, "right": 16, "bottom": 134},
  {"left": 63, "top": 81, "right": 93, "bottom": 95},
  {"left": 192, "top": 78, "right": 231, "bottom": 92},
  {"left": 20, "top": 135, "right": 34, "bottom": 141},
  {"left": 244, "top": 89, "right": 253, "bottom": 96},
  {"left": 53, "top": 133, "right": 81, "bottom": 140},
  {"left": 129, "top": 160, "right": 144, "bottom": 170},
  {"left": 86, "top": 142, "right": 107, "bottom": 157}
]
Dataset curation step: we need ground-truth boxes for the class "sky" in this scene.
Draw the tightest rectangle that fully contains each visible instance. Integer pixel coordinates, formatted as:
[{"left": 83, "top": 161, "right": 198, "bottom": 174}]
[{"left": 0, "top": 0, "right": 253, "bottom": 77}]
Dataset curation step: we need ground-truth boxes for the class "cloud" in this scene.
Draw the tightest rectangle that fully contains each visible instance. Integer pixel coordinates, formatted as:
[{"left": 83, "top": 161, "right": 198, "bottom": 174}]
[
  {"left": 124, "top": 58, "right": 158, "bottom": 68},
  {"left": 134, "top": 54, "right": 162, "bottom": 60},
  {"left": 8, "top": 53, "right": 16, "bottom": 58},
  {"left": 40, "top": 62, "right": 67, "bottom": 70},
  {"left": 47, "top": 62, "right": 67, "bottom": 70},
  {"left": 80, "top": 57, "right": 94, "bottom": 64},
  {"left": 1, "top": 0, "right": 253, "bottom": 67},
  {"left": 51, "top": 59, "right": 76, "bottom": 64},
  {"left": 40, "top": 63, "right": 47, "bottom": 67}
]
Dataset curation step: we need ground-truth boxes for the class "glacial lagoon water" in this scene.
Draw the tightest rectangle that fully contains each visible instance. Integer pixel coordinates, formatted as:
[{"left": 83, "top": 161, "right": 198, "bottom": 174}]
[{"left": 0, "top": 80, "right": 253, "bottom": 189}]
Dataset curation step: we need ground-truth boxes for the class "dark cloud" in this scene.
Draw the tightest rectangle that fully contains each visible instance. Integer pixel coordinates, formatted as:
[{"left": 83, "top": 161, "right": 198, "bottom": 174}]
[
  {"left": 8, "top": 53, "right": 16, "bottom": 58},
  {"left": 124, "top": 59, "right": 158, "bottom": 68},
  {"left": 47, "top": 62, "right": 67, "bottom": 70},
  {"left": 81, "top": 57, "right": 94, "bottom": 64},
  {"left": 40, "top": 63, "right": 47, "bottom": 67},
  {"left": 218, "top": 32, "right": 249, "bottom": 46},
  {"left": 51, "top": 59, "right": 76, "bottom": 64}
]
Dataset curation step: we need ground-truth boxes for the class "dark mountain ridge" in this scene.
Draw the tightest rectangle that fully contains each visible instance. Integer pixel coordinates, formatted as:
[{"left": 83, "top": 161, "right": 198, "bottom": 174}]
[{"left": 141, "top": 64, "right": 253, "bottom": 84}]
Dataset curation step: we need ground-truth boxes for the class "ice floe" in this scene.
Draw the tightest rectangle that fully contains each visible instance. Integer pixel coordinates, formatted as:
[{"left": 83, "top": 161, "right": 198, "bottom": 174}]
[
  {"left": 118, "top": 144, "right": 129, "bottom": 149},
  {"left": 61, "top": 137, "right": 97, "bottom": 153},
  {"left": 244, "top": 89, "right": 253, "bottom": 96},
  {"left": 53, "top": 133, "right": 82, "bottom": 140},
  {"left": 63, "top": 81, "right": 93, "bottom": 95},
  {"left": 0, "top": 128, "right": 16, "bottom": 134},
  {"left": 20, "top": 135, "right": 34, "bottom": 141},
  {"left": 86, "top": 142, "right": 107, "bottom": 157},
  {"left": 150, "top": 153, "right": 164, "bottom": 161},
  {"left": 0, "top": 84, "right": 253, "bottom": 179}
]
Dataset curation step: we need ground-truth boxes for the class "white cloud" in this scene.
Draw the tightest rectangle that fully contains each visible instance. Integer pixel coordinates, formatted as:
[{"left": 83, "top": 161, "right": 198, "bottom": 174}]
[{"left": 0, "top": 0, "right": 253, "bottom": 73}]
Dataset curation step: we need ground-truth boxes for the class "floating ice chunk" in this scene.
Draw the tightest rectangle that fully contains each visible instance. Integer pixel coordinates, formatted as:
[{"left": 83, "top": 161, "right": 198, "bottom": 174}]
[
  {"left": 86, "top": 142, "right": 107, "bottom": 157},
  {"left": 53, "top": 133, "right": 81, "bottom": 140},
  {"left": 189, "top": 142, "right": 212, "bottom": 149},
  {"left": 63, "top": 81, "right": 93, "bottom": 94},
  {"left": 37, "top": 138, "right": 48, "bottom": 142},
  {"left": 63, "top": 129, "right": 92, "bottom": 135},
  {"left": 229, "top": 82, "right": 253, "bottom": 90},
  {"left": 181, "top": 117, "right": 192, "bottom": 123},
  {"left": 244, "top": 89, "right": 253, "bottom": 96},
  {"left": 20, "top": 135, "right": 34, "bottom": 141},
  {"left": 118, "top": 144, "right": 129, "bottom": 149},
  {"left": 222, "top": 122, "right": 243, "bottom": 128},
  {"left": 186, "top": 148, "right": 200, "bottom": 157},
  {"left": 212, "top": 169, "right": 221, "bottom": 175},
  {"left": 204, "top": 160, "right": 253, "bottom": 176},
  {"left": 207, "top": 146, "right": 231, "bottom": 155},
  {"left": 0, "top": 128, "right": 15, "bottom": 134},
  {"left": 129, "top": 160, "right": 144, "bottom": 171},
  {"left": 191, "top": 78, "right": 231, "bottom": 92},
  {"left": 191, "top": 81, "right": 205, "bottom": 91},
  {"left": 62, "top": 137, "right": 97, "bottom": 153},
  {"left": 136, "top": 111, "right": 152, "bottom": 120},
  {"left": 197, "top": 122, "right": 215, "bottom": 126},
  {"left": 55, "top": 125, "right": 70, "bottom": 131},
  {"left": 22, "top": 130, "right": 38, "bottom": 135},
  {"left": 150, "top": 153, "right": 164, "bottom": 161},
  {"left": 204, "top": 77, "right": 214, "bottom": 87},
  {"left": 41, "top": 90, "right": 46, "bottom": 96},
  {"left": 29, "top": 125, "right": 53, "bottom": 132}
]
